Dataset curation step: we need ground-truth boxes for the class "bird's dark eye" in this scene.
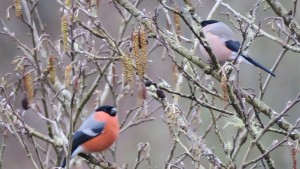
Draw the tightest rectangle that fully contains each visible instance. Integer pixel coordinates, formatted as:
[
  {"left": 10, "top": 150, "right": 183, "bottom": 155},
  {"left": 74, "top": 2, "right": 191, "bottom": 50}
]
[{"left": 110, "top": 108, "right": 117, "bottom": 116}]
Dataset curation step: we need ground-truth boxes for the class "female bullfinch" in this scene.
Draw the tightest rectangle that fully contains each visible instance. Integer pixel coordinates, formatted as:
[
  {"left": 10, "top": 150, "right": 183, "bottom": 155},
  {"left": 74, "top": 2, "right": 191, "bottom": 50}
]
[
  {"left": 199, "top": 20, "right": 275, "bottom": 77},
  {"left": 60, "top": 105, "right": 119, "bottom": 168}
]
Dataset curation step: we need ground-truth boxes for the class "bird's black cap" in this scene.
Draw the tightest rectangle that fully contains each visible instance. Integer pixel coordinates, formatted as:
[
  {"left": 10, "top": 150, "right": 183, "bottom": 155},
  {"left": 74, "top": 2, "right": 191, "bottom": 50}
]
[
  {"left": 200, "top": 20, "right": 219, "bottom": 28},
  {"left": 95, "top": 105, "right": 117, "bottom": 116}
]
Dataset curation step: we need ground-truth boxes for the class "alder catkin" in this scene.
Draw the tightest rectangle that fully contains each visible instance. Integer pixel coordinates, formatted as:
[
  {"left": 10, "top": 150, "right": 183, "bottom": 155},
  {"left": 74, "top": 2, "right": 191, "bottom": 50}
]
[
  {"left": 121, "top": 55, "right": 134, "bottom": 86},
  {"left": 221, "top": 74, "right": 228, "bottom": 104},
  {"left": 139, "top": 27, "right": 148, "bottom": 78},
  {"left": 173, "top": 6, "right": 181, "bottom": 41},
  {"left": 14, "top": 0, "right": 22, "bottom": 18},
  {"left": 65, "top": 64, "right": 72, "bottom": 88},
  {"left": 61, "top": 15, "right": 69, "bottom": 51},
  {"left": 292, "top": 147, "right": 297, "bottom": 169},
  {"left": 65, "top": 0, "right": 71, "bottom": 8},
  {"left": 132, "top": 29, "right": 141, "bottom": 76},
  {"left": 48, "top": 55, "right": 56, "bottom": 84},
  {"left": 23, "top": 73, "right": 34, "bottom": 104},
  {"left": 132, "top": 27, "right": 148, "bottom": 79}
]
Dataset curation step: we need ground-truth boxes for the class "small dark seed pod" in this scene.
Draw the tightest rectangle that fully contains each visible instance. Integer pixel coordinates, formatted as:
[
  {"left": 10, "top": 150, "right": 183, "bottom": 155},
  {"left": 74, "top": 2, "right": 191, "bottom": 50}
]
[
  {"left": 156, "top": 89, "right": 166, "bottom": 99},
  {"left": 22, "top": 96, "right": 30, "bottom": 110},
  {"left": 144, "top": 80, "right": 153, "bottom": 87}
]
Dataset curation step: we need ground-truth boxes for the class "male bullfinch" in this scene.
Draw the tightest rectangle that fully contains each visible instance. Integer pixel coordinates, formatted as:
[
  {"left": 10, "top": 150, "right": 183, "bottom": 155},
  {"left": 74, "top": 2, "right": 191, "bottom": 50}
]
[
  {"left": 60, "top": 105, "right": 119, "bottom": 168},
  {"left": 199, "top": 20, "right": 275, "bottom": 77}
]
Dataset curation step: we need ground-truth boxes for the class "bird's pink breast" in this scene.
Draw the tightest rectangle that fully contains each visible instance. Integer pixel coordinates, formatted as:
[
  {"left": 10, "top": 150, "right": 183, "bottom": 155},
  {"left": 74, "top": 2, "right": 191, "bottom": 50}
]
[{"left": 200, "top": 32, "right": 234, "bottom": 63}]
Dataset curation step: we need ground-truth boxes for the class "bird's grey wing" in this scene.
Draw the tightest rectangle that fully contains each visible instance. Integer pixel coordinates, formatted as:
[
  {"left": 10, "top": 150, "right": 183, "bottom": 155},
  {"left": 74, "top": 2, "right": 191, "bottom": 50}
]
[
  {"left": 71, "top": 121, "right": 106, "bottom": 153},
  {"left": 60, "top": 121, "right": 105, "bottom": 168},
  {"left": 205, "top": 22, "right": 236, "bottom": 40},
  {"left": 78, "top": 112, "right": 100, "bottom": 131}
]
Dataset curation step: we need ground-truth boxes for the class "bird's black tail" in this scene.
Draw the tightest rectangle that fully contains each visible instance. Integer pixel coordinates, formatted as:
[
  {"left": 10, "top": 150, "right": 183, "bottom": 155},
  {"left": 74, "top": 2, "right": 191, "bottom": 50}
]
[{"left": 241, "top": 54, "right": 275, "bottom": 77}]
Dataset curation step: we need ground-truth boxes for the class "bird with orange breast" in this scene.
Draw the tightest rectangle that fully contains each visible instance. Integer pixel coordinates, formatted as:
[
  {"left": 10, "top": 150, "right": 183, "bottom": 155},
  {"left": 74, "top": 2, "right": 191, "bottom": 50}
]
[
  {"left": 199, "top": 20, "right": 275, "bottom": 77},
  {"left": 60, "top": 105, "right": 119, "bottom": 168}
]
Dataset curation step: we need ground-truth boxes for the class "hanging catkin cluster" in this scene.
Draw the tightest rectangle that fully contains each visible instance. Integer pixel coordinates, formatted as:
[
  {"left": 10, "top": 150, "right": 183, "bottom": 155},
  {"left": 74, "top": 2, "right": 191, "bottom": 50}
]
[
  {"left": 61, "top": 14, "right": 69, "bottom": 51},
  {"left": 132, "top": 26, "right": 148, "bottom": 79},
  {"left": 173, "top": 6, "right": 181, "bottom": 41},
  {"left": 132, "top": 30, "right": 141, "bottom": 76},
  {"left": 65, "top": 0, "right": 71, "bottom": 8},
  {"left": 121, "top": 55, "right": 134, "bottom": 86},
  {"left": 46, "top": 55, "right": 56, "bottom": 84},
  {"left": 23, "top": 73, "right": 34, "bottom": 104},
  {"left": 65, "top": 64, "right": 72, "bottom": 89},
  {"left": 221, "top": 74, "right": 229, "bottom": 104},
  {"left": 291, "top": 146, "right": 297, "bottom": 169},
  {"left": 14, "top": 0, "right": 22, "bottom": 17}
]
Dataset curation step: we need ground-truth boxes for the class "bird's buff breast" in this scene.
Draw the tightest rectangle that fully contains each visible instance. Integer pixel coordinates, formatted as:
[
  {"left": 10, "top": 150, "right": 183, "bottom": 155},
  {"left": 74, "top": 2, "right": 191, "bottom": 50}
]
[{"left": 200, "top": 32, "right": 234, "bottom": 63}]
